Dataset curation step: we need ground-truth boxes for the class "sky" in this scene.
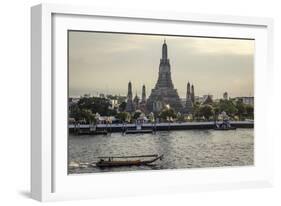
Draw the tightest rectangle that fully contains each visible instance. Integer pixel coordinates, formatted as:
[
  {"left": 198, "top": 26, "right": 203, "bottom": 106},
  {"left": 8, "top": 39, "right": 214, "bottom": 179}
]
[{"left": 69, "top": 31, "right": 254, "bottom": 99}]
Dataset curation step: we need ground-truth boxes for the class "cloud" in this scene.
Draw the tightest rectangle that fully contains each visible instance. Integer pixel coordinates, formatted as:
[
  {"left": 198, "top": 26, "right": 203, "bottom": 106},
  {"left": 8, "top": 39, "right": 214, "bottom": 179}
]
[{"left": 183, "top": 37, "right": 254, "bottom": 55}]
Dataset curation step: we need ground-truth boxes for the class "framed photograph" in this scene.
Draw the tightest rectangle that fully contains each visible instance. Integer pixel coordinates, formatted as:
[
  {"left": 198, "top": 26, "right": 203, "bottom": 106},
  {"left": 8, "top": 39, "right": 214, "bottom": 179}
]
[{"left": 31, "top": 3, "right": 274, "bottom": 201}]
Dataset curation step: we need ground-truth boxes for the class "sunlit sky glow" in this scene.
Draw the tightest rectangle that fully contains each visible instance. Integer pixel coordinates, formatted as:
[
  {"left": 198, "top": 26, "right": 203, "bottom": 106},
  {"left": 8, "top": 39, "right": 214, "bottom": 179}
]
[{"left": 69, "top": 31, "right": 254, "bottom": 98}]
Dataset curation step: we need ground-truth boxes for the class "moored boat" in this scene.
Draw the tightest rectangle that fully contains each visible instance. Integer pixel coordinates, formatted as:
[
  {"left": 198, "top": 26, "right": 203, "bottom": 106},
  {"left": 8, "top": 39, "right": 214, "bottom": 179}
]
[
  {"left": 92, "top": 130, "right": 108, "bottom": 135},
  {"left": 124, "top": 129, "right": 153, "bottom": 134},
  {"left": 214, "top": 115, "right": 236, "bottom": 130}
]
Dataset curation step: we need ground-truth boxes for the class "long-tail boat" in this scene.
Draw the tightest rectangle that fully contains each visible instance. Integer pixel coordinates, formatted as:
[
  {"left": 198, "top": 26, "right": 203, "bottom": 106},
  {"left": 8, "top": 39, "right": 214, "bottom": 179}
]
[
  {"left": 214, "top": 119, "right": 236, "bottom": 130},
  {"left": 95, "top": 154, "right": 163, "bottom": 167}
]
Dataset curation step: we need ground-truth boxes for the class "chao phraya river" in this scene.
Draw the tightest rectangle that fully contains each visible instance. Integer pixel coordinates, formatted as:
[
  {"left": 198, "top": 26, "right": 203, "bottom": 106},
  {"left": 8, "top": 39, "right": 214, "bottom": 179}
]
[{"left": 68, "top": 129, "right": 253, "bottom": 174}]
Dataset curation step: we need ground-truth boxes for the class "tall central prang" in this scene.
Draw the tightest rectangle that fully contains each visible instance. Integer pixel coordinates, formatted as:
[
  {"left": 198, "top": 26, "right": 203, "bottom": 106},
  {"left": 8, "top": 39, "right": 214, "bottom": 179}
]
[
  {"left": 147, "top": 40, "right": 183, "bottom": 113},
  {"left": 155, "top": 40, "right": 174, "bottom": 89}
]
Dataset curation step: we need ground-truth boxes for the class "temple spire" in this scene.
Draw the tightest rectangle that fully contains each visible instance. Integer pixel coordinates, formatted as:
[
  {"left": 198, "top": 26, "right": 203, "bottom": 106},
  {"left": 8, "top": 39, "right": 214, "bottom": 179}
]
[
  {"left": 127, "top": 81, "right": 132, "bottom": 98},
  {"left": 141, "top": 84, "right": 146, "bottom": 103},
  {"left": 162, "top": 39, "right": 168, "bottom": 60},
  {"left": 125, "top": 81, "right": 135, "bottom": 113},
  {"left": 185, "top": 81, "right": 193, "bottom": 113},
  {"left": 187, "top": 82, "right": 191, "bottom": 99},
  {"left": 191, "top": 84, "right": 195, "bottom": 104}
]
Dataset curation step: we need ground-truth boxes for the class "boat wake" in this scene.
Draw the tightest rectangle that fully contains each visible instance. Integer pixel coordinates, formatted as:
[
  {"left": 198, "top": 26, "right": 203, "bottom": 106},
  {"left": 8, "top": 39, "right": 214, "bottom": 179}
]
[{"left": 69, "top": 161, "right": 97, "bottom": 169}]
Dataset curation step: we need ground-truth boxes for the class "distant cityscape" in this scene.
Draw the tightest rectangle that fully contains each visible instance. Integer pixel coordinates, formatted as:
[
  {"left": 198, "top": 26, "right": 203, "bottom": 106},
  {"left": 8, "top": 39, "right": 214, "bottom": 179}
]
[{"left": 70, "top": 92, "right": 254, "bottom": 110}]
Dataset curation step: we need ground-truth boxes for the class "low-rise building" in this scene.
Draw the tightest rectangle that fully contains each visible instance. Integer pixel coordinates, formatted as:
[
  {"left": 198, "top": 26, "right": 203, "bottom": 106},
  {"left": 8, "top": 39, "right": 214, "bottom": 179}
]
[{"left": 236, "top": 97, "right": 254, "bottom": 105}]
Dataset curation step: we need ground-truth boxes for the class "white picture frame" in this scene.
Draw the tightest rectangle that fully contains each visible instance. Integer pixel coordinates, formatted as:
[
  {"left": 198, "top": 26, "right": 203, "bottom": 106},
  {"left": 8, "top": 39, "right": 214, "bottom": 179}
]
[{"left": 31, "top": 3, "right": 274, "bottom": 202}]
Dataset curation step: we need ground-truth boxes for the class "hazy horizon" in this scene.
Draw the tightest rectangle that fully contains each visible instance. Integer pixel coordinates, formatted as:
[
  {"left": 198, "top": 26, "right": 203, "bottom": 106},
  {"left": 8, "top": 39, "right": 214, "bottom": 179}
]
[{"left": 69, "top": 31, "right": 254, "bottom": 99}]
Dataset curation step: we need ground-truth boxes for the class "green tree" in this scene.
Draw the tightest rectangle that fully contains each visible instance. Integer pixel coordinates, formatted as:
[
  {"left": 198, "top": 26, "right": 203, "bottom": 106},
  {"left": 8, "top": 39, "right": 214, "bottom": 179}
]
[
  {"left": 80, "top": 109, "right": 96, "bottom": 124},
  {"left": 198, "top": 104, "right": 214, "bottom": 121},
  {"left": 133, "top": 111, "right": 142, "bottom": 120},
  {"left": 218, "top": 100, "right": 238, "bottom": 117},
  {"left": 77, "top": 96, "right": 113, "bottom": 116},
  {"left": 212, "top": 102, "right": 220, "bottom": 121},
  {"left": 236, "top": 101, "right": 246, "bottom": 120},
  {"left": 160, "top": 108, "right": 177, "bottom": 121},
  {"left": 118, "top": 102, "right": 127, "bottom": 112},
  {"left": 176, "top": 112, "right": 185, "bottom": 122},
  {"left": 245, "top": 104, "right": 254, "bottom": 119},
  {"left": 106, "top": 94, "right": 117, "bottom": 100},
  {"left": 116, "top": 112, "right": 130, "bottom": 122},
  {"left": 69, "top": 104, "right": 82, "bottom": 121},
  {"left": 148, "top": 112, "right": 155, "bottom": 123},
  {"left": 192, "top": 102, "right": 200, "bottom": 121}
]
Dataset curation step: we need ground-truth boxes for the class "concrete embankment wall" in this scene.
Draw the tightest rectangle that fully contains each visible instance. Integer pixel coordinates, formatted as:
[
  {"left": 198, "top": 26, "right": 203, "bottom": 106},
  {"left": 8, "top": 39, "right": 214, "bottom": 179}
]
[{"left": 69, "top": 121, "right": 254, "bottom": 134}]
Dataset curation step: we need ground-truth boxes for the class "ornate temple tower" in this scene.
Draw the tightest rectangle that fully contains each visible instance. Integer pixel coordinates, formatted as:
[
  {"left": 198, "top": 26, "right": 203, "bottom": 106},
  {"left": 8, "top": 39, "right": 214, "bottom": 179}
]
[
  {"left": 133, "top": 93, "right": 140, "bottom": 110},
  {"left": 187, "top": 82, "right": 191, "bottom": 99},
  {"left": 141, "top": 85, "right": 146, "bottom": 103},
  {"left": 185, "top": 82, "right": 193, "bottom": 113},
  {"left": 139, "top": 84, "right": 147, "bottom": 113},
  {"left": 125, "top": 81, "right": 135, "bottom": 113},
  {"left": 191, "top": 84, "right": 195, "bottom": 104},
  {"left": 146, "top": 40, "right": 183, "bottom": 113},
  {"left": 155, "top": 40, "right": 174, "bottom": 89}
]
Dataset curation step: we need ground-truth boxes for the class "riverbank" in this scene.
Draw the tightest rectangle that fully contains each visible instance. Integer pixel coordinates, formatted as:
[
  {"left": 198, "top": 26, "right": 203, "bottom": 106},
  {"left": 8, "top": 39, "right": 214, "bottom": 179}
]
[{"left": 69, "top": 121, "right": 254, "bottom": 134}]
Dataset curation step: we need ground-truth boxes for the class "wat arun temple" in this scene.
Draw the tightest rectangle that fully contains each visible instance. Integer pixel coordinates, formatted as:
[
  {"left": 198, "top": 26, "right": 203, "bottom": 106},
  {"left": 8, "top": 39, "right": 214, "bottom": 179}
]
[{"left": 125, "top": 40, "right": 195, "bottom": 114}]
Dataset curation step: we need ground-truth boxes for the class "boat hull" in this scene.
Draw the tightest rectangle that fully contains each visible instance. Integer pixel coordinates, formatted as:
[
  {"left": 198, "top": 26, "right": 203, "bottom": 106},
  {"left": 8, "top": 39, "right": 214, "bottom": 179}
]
[
  {"left": 125, "top": 129, "right": 153, "bottom": 134},
  {"left": 214, "top": 127, "right": 236, "bottom": 130},
  {"left": 96, "top": 160, "right": 143, "bottom": 167}
]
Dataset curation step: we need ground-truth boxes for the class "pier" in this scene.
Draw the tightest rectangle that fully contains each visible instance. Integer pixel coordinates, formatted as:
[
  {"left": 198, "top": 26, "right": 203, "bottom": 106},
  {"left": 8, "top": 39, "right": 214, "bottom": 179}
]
[{"left": 69, "top": 121, "right": 254, "bottom": 135}]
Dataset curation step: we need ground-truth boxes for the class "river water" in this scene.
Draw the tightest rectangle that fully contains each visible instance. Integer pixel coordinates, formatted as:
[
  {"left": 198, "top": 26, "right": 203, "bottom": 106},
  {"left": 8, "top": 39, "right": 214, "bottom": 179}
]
[{"left": 68, "top": 129, "right": 254, "bottom": 174}]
